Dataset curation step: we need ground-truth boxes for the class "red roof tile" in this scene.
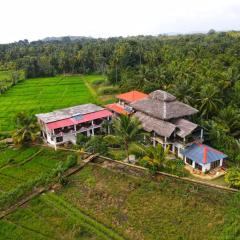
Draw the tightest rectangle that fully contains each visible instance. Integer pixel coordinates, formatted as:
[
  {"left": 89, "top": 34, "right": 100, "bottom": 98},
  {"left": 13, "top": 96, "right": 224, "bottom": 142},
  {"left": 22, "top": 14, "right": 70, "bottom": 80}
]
[
  {"left": 47, "top": 110, "right": 112, "bottom": 130},
  {"left": 47, "top": 118, "right": 74, "bottom": 130},
  {"left": 72, "top": 109, "right": 112, "bottom": 124},
  {"left": 117, "top": 91, "right": 148, "bottom": 103},
  {"left": 105, "top": 103, "right": 129, "bottom": 115}
]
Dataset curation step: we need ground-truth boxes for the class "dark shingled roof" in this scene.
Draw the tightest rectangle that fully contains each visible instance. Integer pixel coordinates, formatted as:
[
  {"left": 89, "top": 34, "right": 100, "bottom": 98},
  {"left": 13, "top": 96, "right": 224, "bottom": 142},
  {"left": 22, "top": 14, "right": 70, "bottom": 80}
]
[
  {"left": 149, "top": 90, "right": 176, "bottom": 102},
  {"left": 134, "top": 111, "right": 176, "bottom": 137},
  {"left": 172, "top": 118, "right": 198, "bottom": 138},
  {"left": 131, "top": 90, "right": 198, "bottom": 120}
]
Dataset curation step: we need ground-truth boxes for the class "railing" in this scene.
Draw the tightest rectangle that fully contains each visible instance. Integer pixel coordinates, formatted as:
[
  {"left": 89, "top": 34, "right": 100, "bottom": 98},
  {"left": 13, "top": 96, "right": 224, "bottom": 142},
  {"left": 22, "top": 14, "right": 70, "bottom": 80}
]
[{"left": 53, "top": 123, "right": 103, "bottom": 137}]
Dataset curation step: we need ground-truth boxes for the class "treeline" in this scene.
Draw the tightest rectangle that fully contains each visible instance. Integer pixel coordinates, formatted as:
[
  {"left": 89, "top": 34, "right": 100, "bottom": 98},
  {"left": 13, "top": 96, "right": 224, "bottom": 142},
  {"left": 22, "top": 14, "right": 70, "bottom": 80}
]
[{"left": 1, "top": 32, "right": 240, "bottom": 162}]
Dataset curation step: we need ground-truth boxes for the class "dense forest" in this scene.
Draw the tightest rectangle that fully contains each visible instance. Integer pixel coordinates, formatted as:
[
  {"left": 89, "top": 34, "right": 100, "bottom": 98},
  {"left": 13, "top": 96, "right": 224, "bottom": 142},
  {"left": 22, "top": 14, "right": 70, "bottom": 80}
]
[{"left": 1, "top": 31, "right": 240, "bottom": 163}]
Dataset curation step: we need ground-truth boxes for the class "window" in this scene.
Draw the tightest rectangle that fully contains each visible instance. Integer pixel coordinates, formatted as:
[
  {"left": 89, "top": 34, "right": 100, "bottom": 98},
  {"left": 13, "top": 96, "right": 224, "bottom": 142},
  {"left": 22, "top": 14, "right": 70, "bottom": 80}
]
[
  {"left": 186, "top": 158, "right": 193, "bottom": 166},
  {"left": 56, "top": 136, "right": 63, "bottom": 143},
  {"left": 195, "top": 162, "right": 202, "bottom": 171},
  {"left": 210, "top": 160, "right": 220, "bottom": 169}
]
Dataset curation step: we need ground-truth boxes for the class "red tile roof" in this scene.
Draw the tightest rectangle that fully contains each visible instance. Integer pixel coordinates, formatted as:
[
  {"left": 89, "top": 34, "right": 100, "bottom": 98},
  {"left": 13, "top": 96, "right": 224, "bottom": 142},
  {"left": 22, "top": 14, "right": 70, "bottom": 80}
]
[
  {"left": 72, "top": 109, "right": 112, "bottom": 124},
  {"left": 117, "top": 91, "right": 148, "bottom": 103},
  {"left": 105, "top": 103, "right": 129, "bottom": 115},
  {"left": 47, "top": 118, "right": 74, "bottom": 130},
  {"left": 47, "top": 109, "right": 112, "bottom": 130}
]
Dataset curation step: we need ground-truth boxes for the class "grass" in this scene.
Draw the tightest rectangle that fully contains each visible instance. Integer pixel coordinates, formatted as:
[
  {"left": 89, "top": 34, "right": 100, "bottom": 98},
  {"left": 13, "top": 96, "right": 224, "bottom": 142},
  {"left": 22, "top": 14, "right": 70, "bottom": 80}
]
[
  {"left": 43, "top": 193, "right": 124, "bottom": 240},
  {"left": 0, "top": 75, "right": 104, "bottom": 131},
  {"left": 0, "top": 153, "right": 239, "bottom": 239},
  {"left": 0, "top": 147, "right": 72, "bottom": 194},
  {"left": 0, "top": 196, "right": 100, "bottom": 240},
  {"left": 85, "top": 75, "right": 117, "bottom": 104},
  {"left": 57, "top": 164, "right": 237, "bottom": 240}
]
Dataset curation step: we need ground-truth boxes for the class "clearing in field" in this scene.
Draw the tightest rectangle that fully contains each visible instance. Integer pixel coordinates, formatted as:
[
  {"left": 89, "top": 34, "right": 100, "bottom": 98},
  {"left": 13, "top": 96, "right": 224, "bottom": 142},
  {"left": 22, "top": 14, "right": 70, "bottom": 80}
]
[{"left": 0, "top": 75, "right": 104, "bottom": 131}]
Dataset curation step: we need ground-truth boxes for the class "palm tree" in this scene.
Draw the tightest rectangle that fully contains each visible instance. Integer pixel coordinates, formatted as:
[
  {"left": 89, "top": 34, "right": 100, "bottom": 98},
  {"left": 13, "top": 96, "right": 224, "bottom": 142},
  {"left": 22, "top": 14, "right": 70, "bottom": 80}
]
[
  {"left": 105, "top": 115, "right": 144, "bottom": 161},
  {"left": 197, "top": 84, "right": 223, "bottom": 119},
  {"left": 12, "top": 112, "right": 39, "bottom": 146},
  {"left": 216, "top": 106, "right": 240, "bottom": 138},
  {"left": 137, "top": 144, "right": 170, "bottom": 173}
]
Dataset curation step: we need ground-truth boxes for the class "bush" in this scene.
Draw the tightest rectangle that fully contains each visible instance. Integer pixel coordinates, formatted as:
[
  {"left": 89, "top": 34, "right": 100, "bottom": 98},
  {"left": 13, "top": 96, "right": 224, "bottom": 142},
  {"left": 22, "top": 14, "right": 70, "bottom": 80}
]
[
  {"left": 225, "top": 167, "right": 240, "bottom": 189},
  {"left": 76, "top": 134, "right": 88, "bottom": 146},
  {"left": 97, "top": 86, "right": 119, "bottom": 95},
  {"left": 65, "top": 154, "right": 78, "bottom": 168},
  {"left": 85, "top": 136, "right": 108, "bottom": 155}
]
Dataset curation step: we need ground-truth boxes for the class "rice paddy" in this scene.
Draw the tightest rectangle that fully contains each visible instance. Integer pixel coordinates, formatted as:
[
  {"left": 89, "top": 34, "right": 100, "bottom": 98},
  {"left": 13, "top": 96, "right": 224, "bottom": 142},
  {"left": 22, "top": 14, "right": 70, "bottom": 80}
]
[
  {"left": 0, "top": 75, "right": 104, "bottom": 131},
  {"left": 0, "top": 147, "right": 71, "bottom": 194},
  {"left": 0, "top": 163, "right": 238, "bottom": 240}
]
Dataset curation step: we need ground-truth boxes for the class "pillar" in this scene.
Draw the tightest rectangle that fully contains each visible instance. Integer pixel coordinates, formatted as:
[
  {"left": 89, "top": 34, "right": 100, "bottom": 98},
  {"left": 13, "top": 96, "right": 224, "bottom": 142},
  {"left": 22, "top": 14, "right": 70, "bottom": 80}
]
[
  {"left": 220, "top": 158, "right": 223, "bottom": 167},
  {"left": 153, "top": 132, "right": 156, "bottom": 147},
  {"left": 192, "top": 161, "right": 195, "bottom": 169},
  {"left": 200, "top": 129, "right": 204, "bottom": 140},
  {"left": 107, "top": 116, "right": 110, "bottom": 134}
]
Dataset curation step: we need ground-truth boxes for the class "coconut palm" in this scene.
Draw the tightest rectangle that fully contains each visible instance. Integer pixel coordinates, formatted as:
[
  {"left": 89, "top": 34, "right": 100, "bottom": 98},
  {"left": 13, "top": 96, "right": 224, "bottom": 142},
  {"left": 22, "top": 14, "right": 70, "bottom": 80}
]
[
  {"left": 197, "top": 84, "right": 223, "bottom": 119},
  {"left": 216, "top": 106, "right": 240, "bottom": 138},
  {"left": 12, "top": 112, "right": 39, "bottom": 146},
  {"left": 105, "top": 115, "right": 144, "bottom": 161},
  {"left": 137, "top": 144, "right": 170, "bottom": 173}
]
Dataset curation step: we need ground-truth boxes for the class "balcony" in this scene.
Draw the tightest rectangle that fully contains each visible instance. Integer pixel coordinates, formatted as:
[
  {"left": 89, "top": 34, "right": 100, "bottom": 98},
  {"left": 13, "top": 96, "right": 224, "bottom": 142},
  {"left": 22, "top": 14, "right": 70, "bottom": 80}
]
[{"left": 53, "top": 122, "right": 103, "bottom": 137}]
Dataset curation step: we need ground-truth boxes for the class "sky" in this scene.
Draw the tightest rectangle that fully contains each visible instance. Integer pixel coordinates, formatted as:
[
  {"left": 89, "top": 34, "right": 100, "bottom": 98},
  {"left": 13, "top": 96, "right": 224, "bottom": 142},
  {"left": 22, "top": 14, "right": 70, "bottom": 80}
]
[{"left": 0, "top": 0, "right": 240, "bottom": 43}]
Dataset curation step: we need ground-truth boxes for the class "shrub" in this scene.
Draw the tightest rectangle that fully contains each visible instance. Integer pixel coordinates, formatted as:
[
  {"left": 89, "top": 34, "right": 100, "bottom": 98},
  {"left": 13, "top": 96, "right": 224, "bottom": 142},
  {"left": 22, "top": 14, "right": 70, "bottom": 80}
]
[
  {"left": 225, "top": 167, "right": 240, "bottom": 189},
  {"left": 85, "top": 136, "right": 108, "bottom": 155},
  {"left": 65, "top": 154, "right": 78, "bottom": 168},
  {"left": 76, "top": 134, "right": 88, "bottom": 146}
]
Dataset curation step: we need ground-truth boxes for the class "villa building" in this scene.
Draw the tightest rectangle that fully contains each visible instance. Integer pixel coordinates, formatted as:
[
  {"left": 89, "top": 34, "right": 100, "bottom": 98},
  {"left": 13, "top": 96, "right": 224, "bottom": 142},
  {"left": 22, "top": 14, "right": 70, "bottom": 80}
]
[
  {"left": 36, "top": 104, "right": 112, "bottom": 148},
  {"left": 109, "top": 89, "right": 227, "bottom": 173},
  {"left": 182, "top": 143, "right": 227, "bottom": 173},
  {"left": 130, "top": 90, "right": 203, "bottom": 159}
]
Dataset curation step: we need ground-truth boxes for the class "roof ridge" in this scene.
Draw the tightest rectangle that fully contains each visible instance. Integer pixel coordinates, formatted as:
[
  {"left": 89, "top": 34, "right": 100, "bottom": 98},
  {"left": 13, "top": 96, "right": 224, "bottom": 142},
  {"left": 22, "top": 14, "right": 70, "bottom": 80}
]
[{"left": 203, "top": 147, "right": 208, "bottom": 164}]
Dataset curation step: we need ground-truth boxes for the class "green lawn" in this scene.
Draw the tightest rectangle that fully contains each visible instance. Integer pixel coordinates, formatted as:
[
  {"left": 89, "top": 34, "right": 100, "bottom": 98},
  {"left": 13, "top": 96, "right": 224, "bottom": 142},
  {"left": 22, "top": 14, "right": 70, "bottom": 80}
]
[{"left": 0, "top": 75, "right": 104, "bottom": 131}]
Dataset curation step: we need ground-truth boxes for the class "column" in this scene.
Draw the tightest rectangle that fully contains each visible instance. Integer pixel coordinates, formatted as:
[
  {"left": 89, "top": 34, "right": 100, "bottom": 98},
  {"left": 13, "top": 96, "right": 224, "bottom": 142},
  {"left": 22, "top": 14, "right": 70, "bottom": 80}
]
[
  {"left": 200, "top": 129, "right": 204, "bottom": 140},
  {"left": 91, "top": 121, "right": 94, "bottom": 136},
  {"left": 220, "top": 158, "right": 223, "bottom": 167},
  {"left": 192, "top": 161, "right": 196, "bottom": 169},
  {"left": 153, "top": 132, "right": 156, "bottom": 147},
  {"left": 107, "top": 116, "right": 110, "bottom": 134}
]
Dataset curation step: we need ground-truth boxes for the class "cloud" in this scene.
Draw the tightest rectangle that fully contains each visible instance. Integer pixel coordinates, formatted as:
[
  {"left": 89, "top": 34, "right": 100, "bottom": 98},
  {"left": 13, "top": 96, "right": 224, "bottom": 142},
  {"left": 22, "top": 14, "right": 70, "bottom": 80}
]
[{"left": 0, "top": 0, "right": 240, "bottom": 43}]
